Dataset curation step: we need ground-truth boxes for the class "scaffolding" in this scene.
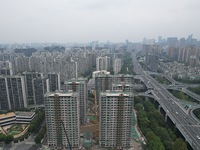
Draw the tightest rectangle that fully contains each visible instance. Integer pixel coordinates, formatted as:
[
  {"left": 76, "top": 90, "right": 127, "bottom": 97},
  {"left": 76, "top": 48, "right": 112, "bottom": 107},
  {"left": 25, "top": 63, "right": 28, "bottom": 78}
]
[
  {"left": 54, "top": 94, "right": 62, "bottom": 148},
  {"left": 54, "top": 94, "right": 72, "bottom": 150},
  {"left": 116, "top": 94, "right": 124, "bottom": 150}
]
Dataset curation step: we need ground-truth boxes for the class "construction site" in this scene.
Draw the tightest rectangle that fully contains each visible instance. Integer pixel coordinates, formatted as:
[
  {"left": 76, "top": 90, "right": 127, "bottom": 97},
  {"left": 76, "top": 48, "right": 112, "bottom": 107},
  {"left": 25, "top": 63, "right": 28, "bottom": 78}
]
[{"left": 80, "top": 90, "right": 99, "bottom": 150}]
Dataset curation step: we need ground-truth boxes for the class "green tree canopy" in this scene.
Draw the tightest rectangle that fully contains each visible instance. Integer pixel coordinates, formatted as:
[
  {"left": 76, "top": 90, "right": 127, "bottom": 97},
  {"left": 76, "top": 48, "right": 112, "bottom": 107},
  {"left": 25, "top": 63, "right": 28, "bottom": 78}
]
[{"left": 172, "top": 138, "right": 188, "bottom": 150}]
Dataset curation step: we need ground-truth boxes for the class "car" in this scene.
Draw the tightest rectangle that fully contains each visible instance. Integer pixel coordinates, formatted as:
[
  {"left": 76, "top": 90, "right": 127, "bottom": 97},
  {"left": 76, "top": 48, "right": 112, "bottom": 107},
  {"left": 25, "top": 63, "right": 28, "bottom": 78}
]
[
  {"left": 175, "top": 111, "right": 178, "bottom": 114},
  {"left": 197, "top": 135, "right": 200, "bottom": 140}
]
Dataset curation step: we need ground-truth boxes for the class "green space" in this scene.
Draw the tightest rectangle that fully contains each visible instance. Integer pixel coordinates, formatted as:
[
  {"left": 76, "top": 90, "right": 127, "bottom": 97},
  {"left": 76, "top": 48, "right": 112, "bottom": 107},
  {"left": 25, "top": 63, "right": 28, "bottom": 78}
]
[
  {"left": 134, "top": 96, "right": 188, "bottom": 150},
  {"left": 178, "top": 100, "right": 193, "bottom": 110},
  {"left": 0, "top": 110, "right": 45, "bottom": 144},
  {"left": 188, "top": 86, "right": 200, "bottom": 95},
  {"left": 119, "top": 52, "right": 135, "bottom": 75},
  {"left": 151, "top": 75, "right": 171, "bottom": 85},
  {"left": 131, "top": 112, "right": 140, "bottom": 142},
  {"left": 28, "top": 109, "right": 45, "bottom": 134},
  {"left": 173, "top": 77, "right": 200, "bottom": 84},
  {"left": 193, "top": 108, "right": 200, "bottom": 120},
  {"left": 34, "top": 125, "right": 46, "bottom": 144},
  {"left": 88, "top": 116, "right": 96, "bottom": 121},
  {"left": 168, "top": 89, "right": 199, "bottom": 103},
  {"left": 7, "top": 124, "right": 23, "bottom": 136}
]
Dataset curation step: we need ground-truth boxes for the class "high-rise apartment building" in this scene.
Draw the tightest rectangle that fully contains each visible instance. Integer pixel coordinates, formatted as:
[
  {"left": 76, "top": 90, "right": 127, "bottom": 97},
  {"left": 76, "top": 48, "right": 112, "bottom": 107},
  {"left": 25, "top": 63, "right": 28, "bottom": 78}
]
[
  {"left": 113, "top": 58, "right": 122, "bottom": 75},
  {"left": 99, "top": 91, "right": 133, "bottom": 149},
  {"left": 0, "top": 61, "right": 14, "bottom": 75},
  {"left": 33, "top": 77, "right": 48, "bottom": 105},
  {"left": 47, "top": 73, "right": 61, "bottom": 92},
  {"left": 95, "top": 74, "right": 134, "bottom": 104},
  {"left": 44, "top": 92, "right": 80, "bottom": 149},
  {"left": 0, "top": 75, "right": 27, "bottom": 110},
  {"left": 96, "top": 56, "right": 111, "bottom": 71},
  {"left": 22, "top": 72, "right": 42, "bottom": 105},
  {"left": 65, "top": 78, "right": 87, "bottom": 125}
]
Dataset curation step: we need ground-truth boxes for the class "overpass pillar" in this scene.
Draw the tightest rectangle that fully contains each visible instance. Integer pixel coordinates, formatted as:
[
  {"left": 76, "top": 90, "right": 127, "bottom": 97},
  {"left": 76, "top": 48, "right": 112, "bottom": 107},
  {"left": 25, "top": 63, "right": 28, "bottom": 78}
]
[
  {"left": 165, "top": 114, "right": 167, "bottom": 122},
  {"left": 158, "top": 105, "right": 161, "bottom": 112}
]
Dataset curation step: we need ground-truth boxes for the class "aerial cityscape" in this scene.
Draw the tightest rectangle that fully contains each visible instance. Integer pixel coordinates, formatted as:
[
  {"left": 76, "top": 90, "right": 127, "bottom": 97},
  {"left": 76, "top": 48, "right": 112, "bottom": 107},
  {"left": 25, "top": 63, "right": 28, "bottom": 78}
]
[
  {"left": 0, "top": 35, "right": 200, "bottom": 150},
  {"left": 1, "top": 0, "right": 200, "bottom": 150}
]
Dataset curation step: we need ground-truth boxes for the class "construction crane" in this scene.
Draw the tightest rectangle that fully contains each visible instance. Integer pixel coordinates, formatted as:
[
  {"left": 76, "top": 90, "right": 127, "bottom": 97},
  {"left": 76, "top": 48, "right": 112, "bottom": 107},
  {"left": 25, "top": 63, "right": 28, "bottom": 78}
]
[
  {"left": 116, "top": 94, "right": 124, "bottom": 150},
  {"left": 54, "top": 94, "right": 72, "bottom": 150},
  {"left": 61, "top": 119, "right": 72, "bottom": 150}
]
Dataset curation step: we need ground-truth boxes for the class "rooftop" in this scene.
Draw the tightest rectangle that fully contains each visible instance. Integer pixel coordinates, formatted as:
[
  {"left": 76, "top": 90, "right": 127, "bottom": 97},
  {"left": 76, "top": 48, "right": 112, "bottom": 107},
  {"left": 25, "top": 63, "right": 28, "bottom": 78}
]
[
  {"left": 45, "top": 92, "right": 78, "bottom": 97},
  {"left": 96, "top": 74, "right": 134, "bottom": 77},
  {"left": 65, "top": 78, "right": 87, "bottom": 84},
  {"left": 0, "top": 112, "right": 15, "bottom": 119},
  {"left": 100, "top": 91, "right": 133, "bottom": 97},
  {"left": 112, "top": 83, "right": 134, "bottom": 86},
  {"left": 15, "top": 111, "right": 35, "bottom": 117}
]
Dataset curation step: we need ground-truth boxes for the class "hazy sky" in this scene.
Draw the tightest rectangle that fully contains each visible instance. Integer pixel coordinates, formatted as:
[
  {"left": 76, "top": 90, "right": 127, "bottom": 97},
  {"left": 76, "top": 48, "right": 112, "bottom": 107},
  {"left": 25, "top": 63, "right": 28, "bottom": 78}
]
[{"left": 0, "top": 0, "right": 200, "bottom": 43}]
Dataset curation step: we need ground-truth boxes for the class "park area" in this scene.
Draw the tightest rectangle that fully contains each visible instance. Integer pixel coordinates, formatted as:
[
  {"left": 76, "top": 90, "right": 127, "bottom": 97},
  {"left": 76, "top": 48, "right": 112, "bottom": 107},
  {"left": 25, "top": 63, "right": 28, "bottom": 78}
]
[
  {"left": 6, "top": 124, "right": 23, "bottom": 136},
  {"left": 3, "top": 124, "right": 27, "bottom": 137}
]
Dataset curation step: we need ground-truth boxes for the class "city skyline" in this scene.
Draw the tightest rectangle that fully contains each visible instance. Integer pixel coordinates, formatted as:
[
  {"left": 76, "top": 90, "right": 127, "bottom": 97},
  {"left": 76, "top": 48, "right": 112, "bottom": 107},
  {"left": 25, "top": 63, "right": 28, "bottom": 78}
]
[{"left": 0, "top": 0, "right": 200, "bottom": 43}]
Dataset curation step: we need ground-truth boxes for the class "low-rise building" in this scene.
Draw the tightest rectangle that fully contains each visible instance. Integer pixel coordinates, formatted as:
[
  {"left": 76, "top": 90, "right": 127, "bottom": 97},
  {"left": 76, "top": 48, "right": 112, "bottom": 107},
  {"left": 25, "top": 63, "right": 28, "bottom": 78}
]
[{"left": 0, "top": 111, "right": 35, "bottom": 126}]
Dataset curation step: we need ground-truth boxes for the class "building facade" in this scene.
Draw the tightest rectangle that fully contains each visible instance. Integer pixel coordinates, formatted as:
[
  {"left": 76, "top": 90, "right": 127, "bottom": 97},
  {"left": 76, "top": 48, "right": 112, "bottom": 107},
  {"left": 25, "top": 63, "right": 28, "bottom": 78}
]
[
  {"left": 47, "top": 73, "right": 61, "bottom": 92},
  {"left": 65, "top": 78, "right": 87, "bottom": 125},
  {"left": 0, "top": 75, "right": 27, "bottom": 110},
  {"left": 22, "top": 72, "right": 42, "bottom": 106},
  {"left": 99, "top": 91, "right": 133, "bottom": 148},
  {"left": 44, "top": 92, "right": 80, "bottom": 149},
  {"left": 95, "top": 74, "right": 134, "bottom": 104}
]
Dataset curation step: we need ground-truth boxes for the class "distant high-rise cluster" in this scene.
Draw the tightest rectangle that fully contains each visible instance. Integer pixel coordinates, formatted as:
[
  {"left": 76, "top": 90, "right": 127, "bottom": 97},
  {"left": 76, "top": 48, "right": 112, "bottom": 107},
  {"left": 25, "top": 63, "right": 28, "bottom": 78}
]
[{"left": 96, "top": 56, "right": 111, "bottom": 71}]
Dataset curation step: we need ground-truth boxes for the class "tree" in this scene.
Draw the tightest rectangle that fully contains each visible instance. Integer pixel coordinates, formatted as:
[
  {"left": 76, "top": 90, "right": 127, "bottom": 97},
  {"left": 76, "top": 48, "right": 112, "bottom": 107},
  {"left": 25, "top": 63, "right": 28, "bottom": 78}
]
[
  {"left": 4, "top": 135, "right": 14, "bottom": 144},
  {"left": 135, "top": 103, "right": 143, "bottom": 111},
  {"left": 34, "top": 136, "right": 41, "bottom": 144},
  {"left": 172, "top": 138, "right": 188, "bottom": 150},
  {"left": 0, "top": 133, "right": 6, "bottom": 141},
  {"left": 145, "top": 131, "right": 165, "bottom": 150}
]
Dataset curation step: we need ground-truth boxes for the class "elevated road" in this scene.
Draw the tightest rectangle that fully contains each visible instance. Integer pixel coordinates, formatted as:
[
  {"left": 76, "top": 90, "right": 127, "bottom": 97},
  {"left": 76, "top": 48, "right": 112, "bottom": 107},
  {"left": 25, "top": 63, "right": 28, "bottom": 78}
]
[
  {"left": 165, "top": 85, "right": 200, "bottom": 102},
  {"left": 133, "top": 54, "right": 200, "bottom": 150}
]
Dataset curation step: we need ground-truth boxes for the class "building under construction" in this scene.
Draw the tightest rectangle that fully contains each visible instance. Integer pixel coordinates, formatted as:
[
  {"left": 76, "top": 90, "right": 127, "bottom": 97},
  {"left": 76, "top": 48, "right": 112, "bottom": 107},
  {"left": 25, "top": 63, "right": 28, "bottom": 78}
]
[
  {"left": 95, "top": 74, "right": 134, "bottom": 104},
  {"left": 44, "top": 92, "right": 80, "bottom": 149},
  {"left": 99, "top": 91, "right": 134, "bottom": 149}
]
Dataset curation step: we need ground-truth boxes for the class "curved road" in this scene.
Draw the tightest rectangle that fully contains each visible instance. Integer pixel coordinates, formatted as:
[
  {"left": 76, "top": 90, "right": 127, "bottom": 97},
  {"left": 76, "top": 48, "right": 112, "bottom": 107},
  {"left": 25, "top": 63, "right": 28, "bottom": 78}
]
[{"left": 133, "top": 54, "right": 200, "bottom": 150}]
